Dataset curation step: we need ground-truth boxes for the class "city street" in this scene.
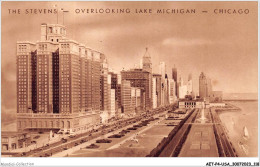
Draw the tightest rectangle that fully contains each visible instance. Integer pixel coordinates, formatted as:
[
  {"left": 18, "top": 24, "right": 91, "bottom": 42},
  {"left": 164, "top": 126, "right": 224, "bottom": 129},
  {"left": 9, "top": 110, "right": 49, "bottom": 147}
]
[{"left": 19, "top": 106, "right": 173, "bottom": 157}]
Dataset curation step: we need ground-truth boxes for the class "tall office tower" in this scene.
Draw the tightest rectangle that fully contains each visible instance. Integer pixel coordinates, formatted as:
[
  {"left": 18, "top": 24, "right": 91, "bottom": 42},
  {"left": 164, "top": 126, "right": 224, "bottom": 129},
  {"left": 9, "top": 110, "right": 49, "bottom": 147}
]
[
  {"left": 172, "top": 67, "right": 177, "bottom": 81},
  {"left": 135, "top": 88, "right": 141, "bottom": 111},
  {"left": 165, "top": 74, "right": 170, "bottom": 105},
  {"left": 178, "top": 76, "right": 188, "bottom": 99},
  {"left": 179, "top": 85, "right": 188, "bottom": 99},
  {"left": 121, "top": 80, "right": 132, "bottom": 114},
  {"left": 100, "top": 54, "right": 108, "bottom": 111},
  {"left": 130, "top": 87, "right": 142, "bottom": 113},
  {"left": 172, "top": 67, "right": 178, "bottom": 97},
  {"left": 142, "top": 48, "right": 152, "bottom": 73},
  {"left": 91, "top": 51, "right": 102, "bottom": 111},
  {"left": 121, "top": 69, "right": 152, "bottom": 110},
  {"left": 110, "top": 89, "right": 116, "bottom": 117},
  {"left": 107, "top": 73, "right": 116, "bottom": 118},
  {"left": 159, "top": 62, "right": 166, "bottom": 105},
  {"left": 199, "top": 72, "right": 212, "bottom": 99},
  {"left": 131, "top": 88, "right": 136, "bottom": 112},
  {"left": 109, "top": 72, "right": 118, "bottom": 116},
  {"left": 16, "top": 23, "right": 101, "bottom": 132},
  {"left": 152, "top": 74, "right": 162, "bottom": 107},
  {"left": 152, "top": 77, "right": 157, "bottom": 109},
  {"left": 168, "top": 79, "right": 176, "bottom": 104},
  {"left": 187, "top": 73, "right": 193, "bottom": 96},
  {"left": 159, "top": 62, "right": 166, "bottom": 81},
  {"left": 116, "top": 74, "right": 122, "bottom": 115},
  {"left": 110, "top": 72, "right": 117, "bottom": 89}
]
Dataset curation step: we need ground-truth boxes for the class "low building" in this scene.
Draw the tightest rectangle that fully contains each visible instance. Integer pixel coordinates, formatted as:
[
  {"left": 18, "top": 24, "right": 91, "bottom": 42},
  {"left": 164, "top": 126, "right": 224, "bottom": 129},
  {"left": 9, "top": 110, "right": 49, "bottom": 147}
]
[
  {"left": 1, "top": 132, "right": 31, "bottom": 151},
  {"left": 209, "top": 102, "right": 226, "bottom": 107},
  {"left": 178, "top": 99, "right": 205, "bottom": 109}
]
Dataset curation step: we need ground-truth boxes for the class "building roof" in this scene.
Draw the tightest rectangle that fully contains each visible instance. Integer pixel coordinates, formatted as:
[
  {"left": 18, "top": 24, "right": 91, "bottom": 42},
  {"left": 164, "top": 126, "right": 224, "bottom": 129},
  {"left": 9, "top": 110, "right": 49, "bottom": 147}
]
[
  {"left": 17, "top": 41, "right": 36, "bottom": 45},
  {"left": 1, "top": 131, "right": 28, "bottom": 137},
  {"left": 153, "top": 73, "right": 162, "bottom": 77},
  {"left": 178, "top": 99, "right": 204, "bottom": 102}
]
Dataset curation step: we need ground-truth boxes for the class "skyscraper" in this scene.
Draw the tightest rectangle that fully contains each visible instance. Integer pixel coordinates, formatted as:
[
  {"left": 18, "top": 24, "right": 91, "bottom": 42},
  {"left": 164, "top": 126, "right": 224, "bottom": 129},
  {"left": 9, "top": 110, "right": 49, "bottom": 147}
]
[
  {"left": 152, "top": 77, "right": 157, "bottom": 109},
  {"left": 187, "top": 73, "right": 193, "bottom": 96},
  {"left": 199, "top": 72, "right": 212, "bottom": 100},
  {"left": 159, "top": 62, "right": 166, "bottom": 105},
  {"left": 178, "top": 76, "right": 188, "bottom": 99},
  {"left": 142, "top": 48, "right": 152, "bottom": 73},
  {"left": 16, "top": 23, "right": 101, "bottom": 132},
  {"left": 152, "top": 74, "right": 162, "bottom": 107},
  {"left": 121, "top": 69, "right": 152, "bottom": 110},
  {"left": 121, "top": 80, "right": 132, "bottom": 114},
  {"left": 100, "top": 54, "right": 108, "bottom": 111},
  {"left": 172, "top": 67, "right": 178, "bottom": 97},
  {"left": 168, "top": 79, "right": 176, "bottom": 104}
]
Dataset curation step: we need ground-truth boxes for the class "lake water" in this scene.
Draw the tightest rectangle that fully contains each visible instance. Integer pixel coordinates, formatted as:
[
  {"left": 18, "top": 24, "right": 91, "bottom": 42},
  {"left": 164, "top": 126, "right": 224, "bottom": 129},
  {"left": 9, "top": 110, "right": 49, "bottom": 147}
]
[{"left": 219, "top": 101, "right": 258, "bottom": 157}]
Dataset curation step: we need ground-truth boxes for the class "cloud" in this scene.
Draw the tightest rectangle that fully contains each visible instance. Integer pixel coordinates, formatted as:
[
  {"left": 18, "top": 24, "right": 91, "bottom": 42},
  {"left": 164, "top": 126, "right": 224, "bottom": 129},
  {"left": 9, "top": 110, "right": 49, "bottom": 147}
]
[{"left": 162, "top": 37, "right": 213, "bottom": 46}]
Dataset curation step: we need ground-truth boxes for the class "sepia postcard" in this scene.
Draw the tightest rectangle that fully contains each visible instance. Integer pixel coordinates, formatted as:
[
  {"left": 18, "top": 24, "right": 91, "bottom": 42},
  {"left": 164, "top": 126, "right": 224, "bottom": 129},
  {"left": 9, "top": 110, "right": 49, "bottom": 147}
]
[{"left": 1, "top": 1, "right": 259, "bottom": 166}]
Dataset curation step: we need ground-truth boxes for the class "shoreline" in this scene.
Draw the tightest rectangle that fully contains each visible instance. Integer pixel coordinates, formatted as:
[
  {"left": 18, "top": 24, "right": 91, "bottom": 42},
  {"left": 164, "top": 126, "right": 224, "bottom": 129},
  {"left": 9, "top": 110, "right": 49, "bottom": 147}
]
[
  {"left": 215, "top": 108, "right": 243, "bottom": 157},
  {"left": 216, "top": 101, "right": 258, "bottom": 157}
]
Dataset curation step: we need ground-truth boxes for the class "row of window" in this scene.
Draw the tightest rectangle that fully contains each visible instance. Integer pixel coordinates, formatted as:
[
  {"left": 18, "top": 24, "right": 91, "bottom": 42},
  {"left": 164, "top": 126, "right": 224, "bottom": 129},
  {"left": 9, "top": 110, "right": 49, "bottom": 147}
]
[
  {"left": 18, "top": 45, "right": 27, "bottom": 52},
  {"left": 49, "top": 26, "right": 66, "bottom": 35},
  {"left": 61, "top": 44, "right": 70, "bottom": 49},
  {"left": 38, "top": 44, "right": 47, "bottom": 51},
  {"left": 18, "top": 119, "right": 70, "bottom": 128}
]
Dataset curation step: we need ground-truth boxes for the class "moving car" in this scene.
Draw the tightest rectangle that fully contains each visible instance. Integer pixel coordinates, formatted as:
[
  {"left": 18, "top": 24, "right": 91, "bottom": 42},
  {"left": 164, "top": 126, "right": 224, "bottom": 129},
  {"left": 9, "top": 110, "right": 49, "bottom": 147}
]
[{"left": 61, "top": 138, "right": 67, "bottom": 143}]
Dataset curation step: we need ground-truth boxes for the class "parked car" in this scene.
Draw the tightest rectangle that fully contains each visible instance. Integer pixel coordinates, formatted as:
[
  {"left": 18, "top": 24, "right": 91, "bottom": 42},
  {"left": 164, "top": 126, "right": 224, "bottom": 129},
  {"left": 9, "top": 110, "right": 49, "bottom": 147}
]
[
  {"left": 33, "top": 135, "right": 40, "bottom": 139},
  {"left": 44, "top": 153, "right": 50, "bottom": 157},
  {"left": 61, "top": 138, "right": 67, "bottom": 143},
  {"left": 96, "top": 139, "right": 112, "bottom": 143},
  {"left": 57, "top": 129, "right": 65, "bottom": 134},
  {"left": 86, "top": 144, "right": 100, "bottom": 149},
  {"left": 80, "top": 139, "right": 87, "bottom": 143},
  {"left": 69, "top": 132, "right": 76, "bottom": 138},
  {"left": 31, "top": 141, "right": 37, "bottom": 144}
]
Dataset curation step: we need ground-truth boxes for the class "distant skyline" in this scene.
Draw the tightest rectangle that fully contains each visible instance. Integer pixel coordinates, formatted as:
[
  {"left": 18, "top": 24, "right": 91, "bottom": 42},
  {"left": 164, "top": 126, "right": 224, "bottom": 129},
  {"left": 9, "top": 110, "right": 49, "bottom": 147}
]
[{"left": 2, "top": 1, "right": 258, "bottom": 115}]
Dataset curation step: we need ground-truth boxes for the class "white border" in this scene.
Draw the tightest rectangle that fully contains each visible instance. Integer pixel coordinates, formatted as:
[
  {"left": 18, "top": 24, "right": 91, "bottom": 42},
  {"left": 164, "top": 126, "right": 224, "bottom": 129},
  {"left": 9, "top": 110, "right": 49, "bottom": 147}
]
[{"left": 0, "top": 0, "right": 259, "bottom": 167}]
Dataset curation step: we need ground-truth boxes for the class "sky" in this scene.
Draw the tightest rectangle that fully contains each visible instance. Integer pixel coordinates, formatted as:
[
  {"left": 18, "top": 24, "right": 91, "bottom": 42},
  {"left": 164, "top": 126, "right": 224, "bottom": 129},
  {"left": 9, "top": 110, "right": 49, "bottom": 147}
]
[{"left": 1, "top": 1, "right": 258, "bottom": 116}]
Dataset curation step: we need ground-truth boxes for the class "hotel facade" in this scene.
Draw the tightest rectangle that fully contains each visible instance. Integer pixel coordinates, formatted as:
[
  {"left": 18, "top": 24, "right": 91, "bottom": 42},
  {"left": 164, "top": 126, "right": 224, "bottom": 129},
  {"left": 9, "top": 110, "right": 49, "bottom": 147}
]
[{"left": 16, "top": 23, "right": 104, "bottom": 133}]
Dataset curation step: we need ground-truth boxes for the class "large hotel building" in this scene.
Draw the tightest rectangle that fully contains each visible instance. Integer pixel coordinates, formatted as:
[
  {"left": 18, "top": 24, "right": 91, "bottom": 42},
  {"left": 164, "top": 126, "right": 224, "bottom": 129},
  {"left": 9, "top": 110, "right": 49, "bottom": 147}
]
[{"left": 16, "top": 23, "right": 104, "bottom": 132}]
